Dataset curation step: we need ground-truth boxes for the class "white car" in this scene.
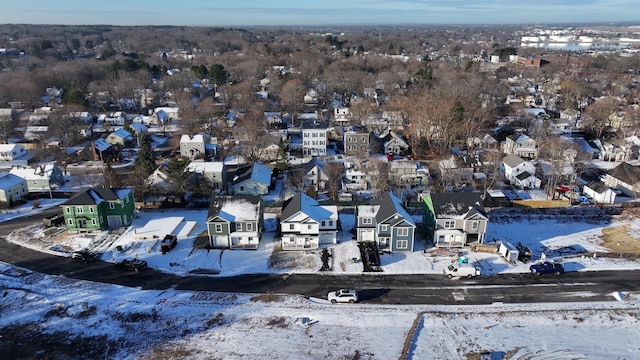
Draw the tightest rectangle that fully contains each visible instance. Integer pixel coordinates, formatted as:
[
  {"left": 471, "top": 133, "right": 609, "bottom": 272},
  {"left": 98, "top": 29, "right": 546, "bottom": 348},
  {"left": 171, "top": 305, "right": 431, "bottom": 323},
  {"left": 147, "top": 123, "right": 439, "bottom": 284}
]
[{"left": 327, "top": 289, "right": 358, "bottom": 304}]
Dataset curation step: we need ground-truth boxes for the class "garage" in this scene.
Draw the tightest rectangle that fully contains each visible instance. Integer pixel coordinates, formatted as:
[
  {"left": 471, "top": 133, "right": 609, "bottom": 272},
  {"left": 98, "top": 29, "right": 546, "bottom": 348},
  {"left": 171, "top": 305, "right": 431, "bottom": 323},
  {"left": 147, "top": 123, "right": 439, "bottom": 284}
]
[{"left": 107, "top": 215, "right": 122, "bottom": 228}]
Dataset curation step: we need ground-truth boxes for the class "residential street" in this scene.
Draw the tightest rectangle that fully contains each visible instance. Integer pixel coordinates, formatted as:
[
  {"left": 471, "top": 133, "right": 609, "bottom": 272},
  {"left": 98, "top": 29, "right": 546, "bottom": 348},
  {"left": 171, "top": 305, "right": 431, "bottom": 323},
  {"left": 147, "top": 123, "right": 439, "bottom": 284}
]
[{"left": 2, "top": 214, "right": 640, "bottom": 305}]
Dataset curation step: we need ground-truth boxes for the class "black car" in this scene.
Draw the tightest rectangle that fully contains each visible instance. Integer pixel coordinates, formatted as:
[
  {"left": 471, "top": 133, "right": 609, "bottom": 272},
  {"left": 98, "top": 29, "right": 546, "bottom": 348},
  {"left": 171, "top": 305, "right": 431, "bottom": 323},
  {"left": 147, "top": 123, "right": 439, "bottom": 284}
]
[
  {"left": 160, "top": 234, "right": 178, "bottom": 254},
  {"left": 115, "top": 258, "right": 148, "bottom": 272},
  {"left": 71, "top": 251, "right": 96, "bottom": 263},
  {"left": 529, "top": 261, "right": 564, "bottom": 275}
]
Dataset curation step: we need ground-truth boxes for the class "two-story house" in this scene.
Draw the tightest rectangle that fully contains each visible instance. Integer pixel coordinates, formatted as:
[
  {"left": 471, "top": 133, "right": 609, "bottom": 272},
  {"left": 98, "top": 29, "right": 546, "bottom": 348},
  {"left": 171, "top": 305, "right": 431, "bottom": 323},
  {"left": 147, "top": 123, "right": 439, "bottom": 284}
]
[
  {"left": 280, "top": 192, "right": 338, "bottom": 250},
  {"left": 388, "top": 160, "right": 429, "bottom": 187},
  {"left": 343, "top": 127, "right": 370, "bottom": 158},
  {"left": 187, "top": 160, "right": 224, "bottom": 190},
  {"left": 422, "top": 192, "right": 488, "bottom": 247},
  {"left": 9, "top": 164, "right": 64, "bottom": 192},
  {"left": 206, "top": 195, "right": 263, "bottom": 249},
  {"left": 380, "top": 131, "right": 410, "bottom": 156},
  {"left": 0, "top": 172, "right": 28, "bottom": 205},
  {"left": 501, "top": 132, "right": 538, "bottom": 160},
  {"left": 501, "top": 154, "right": 541, "bottom": 189},
  {"left": 301, "top": 157, "right": 329, "bottom": 193},
  {"left": 106, "top": 128, "right": 134, "bottom": 147},
  {"left": 356, "top": 193, "right": 416, "bottom": 252},
  {"left": 301, "top": 119, "right": 329, "bottom": 157},
  {"left": 180, "top": 134, "right": 207, "bottom": 160},
  {"left": 62, "top": 187, "right": 135, "bottom": 233}
]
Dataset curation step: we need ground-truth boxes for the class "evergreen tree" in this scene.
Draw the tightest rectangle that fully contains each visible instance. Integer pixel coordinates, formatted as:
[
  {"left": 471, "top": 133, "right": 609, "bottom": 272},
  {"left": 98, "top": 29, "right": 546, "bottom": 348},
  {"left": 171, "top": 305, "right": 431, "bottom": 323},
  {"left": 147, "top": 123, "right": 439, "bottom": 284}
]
[
  {"left": 275, "top": 138, "right": 290, "bottom": 174},
  {"left": 103, "top": 160, "right": 121, "bottom": 188},
  {"left": 165, "top": 157, "right": 191, "bottom": 204},
  {"left": 133, "top": 134, "right": 156, "bottom": 178}
]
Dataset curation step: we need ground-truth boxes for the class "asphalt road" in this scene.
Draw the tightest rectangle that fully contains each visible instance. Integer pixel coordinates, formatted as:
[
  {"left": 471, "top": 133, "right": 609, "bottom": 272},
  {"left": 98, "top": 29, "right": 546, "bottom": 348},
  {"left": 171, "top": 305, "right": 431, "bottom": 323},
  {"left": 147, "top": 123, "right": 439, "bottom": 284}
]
[{"left": 2, "top": 213, "right": 640, "bottom": 305}]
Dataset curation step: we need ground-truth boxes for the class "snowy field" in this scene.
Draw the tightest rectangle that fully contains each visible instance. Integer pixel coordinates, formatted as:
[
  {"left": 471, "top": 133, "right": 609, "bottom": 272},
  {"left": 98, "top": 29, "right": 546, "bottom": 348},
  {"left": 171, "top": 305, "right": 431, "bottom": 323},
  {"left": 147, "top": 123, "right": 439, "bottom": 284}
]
[
  {"left": 4, "top": 200, "right": 640, "bottom": 358},
  {"left": 1, "top": 261, "right": 639, "bottom": 359}
]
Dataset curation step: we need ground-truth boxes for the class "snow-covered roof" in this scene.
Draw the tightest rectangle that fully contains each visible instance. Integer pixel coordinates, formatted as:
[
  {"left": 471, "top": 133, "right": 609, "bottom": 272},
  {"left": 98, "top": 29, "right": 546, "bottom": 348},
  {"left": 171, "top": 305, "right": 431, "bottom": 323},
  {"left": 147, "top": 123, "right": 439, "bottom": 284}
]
[
  {"left": 187, "top": 161, "right": 223, "bottom": 174},
  {"left": 0, "top": 172, "right": 25, "bottom": 189},
  {"left": 250, "top": 163, "right": 272, "bottom": 185}
]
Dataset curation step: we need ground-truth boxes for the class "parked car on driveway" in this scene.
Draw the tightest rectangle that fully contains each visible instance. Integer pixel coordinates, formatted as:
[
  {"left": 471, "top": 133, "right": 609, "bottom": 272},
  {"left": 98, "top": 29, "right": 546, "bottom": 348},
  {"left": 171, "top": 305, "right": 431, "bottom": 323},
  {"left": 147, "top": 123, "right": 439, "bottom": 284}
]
[
  {"left": 530, "top": 261, "right": 564, "bottom": 275},
  {"left": 115, "top": 258, "right": 148, "bottom": 272},
  {"left": 71, "top": 251, "right": 96, "bottom": 263},
  {"left": 327, "top": 289, "right": 358, "bottom": 304}
]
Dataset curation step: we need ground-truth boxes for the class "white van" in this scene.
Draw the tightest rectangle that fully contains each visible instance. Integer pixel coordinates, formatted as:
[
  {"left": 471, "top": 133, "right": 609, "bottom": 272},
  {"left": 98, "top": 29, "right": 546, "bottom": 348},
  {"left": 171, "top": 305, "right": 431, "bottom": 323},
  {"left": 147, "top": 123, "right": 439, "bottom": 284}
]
[{"left": 444, "top": 263, "right": 481, "bottom": 278}]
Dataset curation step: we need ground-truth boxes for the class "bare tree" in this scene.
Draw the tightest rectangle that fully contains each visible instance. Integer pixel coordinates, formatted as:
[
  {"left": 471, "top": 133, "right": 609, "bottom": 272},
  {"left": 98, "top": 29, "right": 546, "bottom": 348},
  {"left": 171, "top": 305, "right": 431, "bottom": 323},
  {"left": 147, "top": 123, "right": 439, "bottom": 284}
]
[
  {"left": 365, "top": 158, "right": 389, "bottom": 198},
  {"left": 324, "top": 162, "right": 344, "bottom": 201},
  {"left": 583, "top": 97, "right": 620, "bottom": 139},
  {"left": 279, "top": 78, "right": 306, "bottom": 126}
]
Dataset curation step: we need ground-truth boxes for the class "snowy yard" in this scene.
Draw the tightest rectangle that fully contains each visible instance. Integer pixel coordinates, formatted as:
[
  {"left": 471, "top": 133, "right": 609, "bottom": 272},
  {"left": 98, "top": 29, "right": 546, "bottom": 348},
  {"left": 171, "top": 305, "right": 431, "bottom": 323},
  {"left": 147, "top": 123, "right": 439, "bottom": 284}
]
[
  {"left": 1, "top": 261, "right": 638, "bottom": 359},
  {"left": 8, "top": 205, "right": 640, "bottom": 278}
]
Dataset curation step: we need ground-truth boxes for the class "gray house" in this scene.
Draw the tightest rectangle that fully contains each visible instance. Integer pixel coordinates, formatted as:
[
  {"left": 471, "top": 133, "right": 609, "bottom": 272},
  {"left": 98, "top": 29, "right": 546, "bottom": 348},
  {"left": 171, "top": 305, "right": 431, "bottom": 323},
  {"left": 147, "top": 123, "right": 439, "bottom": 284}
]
[
  {"left": 231, "top": 162, "right": 272, "bottom": 196},
  {"left": 422, "top": 192, "right": 488, "bottom": 248},
  {"left": 356, "top": 193, "right": 416, "bottom": 252},
  {"left": 206, "top": 195, "right": 263, "bottom": 249}
]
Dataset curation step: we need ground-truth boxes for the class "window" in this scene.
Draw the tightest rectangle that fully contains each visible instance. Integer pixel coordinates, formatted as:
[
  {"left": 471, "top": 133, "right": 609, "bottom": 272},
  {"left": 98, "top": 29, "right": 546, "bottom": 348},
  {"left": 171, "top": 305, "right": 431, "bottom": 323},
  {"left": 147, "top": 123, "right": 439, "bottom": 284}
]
[
  {"left": 307, "top": 224, "right": 312, "bottom": 230},
  {"left": 236, "top": 223, "right": 242, "bottom": 231},
  {"left": 327, "top": 220, "right": 332, "bottom": 227},
  {"left": 89, "top": 207, "right": 95, "bottom": 213},
  {"left": 380, "top": 225, "right": 388, "bottom": 232},
  {"left": 397, "top": 228, "right": 409, "bottom": 236},
  {"left": 397, "top": 240, "right": 408, "bottom": 249},
  {"left": 215, "top": 224, "right": 223, "bottom": 233},
  {"left": 91, "top": 219, "right": 97, "bottom": 225},
  {"left": 289, "top": 224, "right": 294, "bottom": 230},
  {"left": 76, "top": 207, "right": 84, "bottom": 214},
  {"left": 471, "top": 221, "right": 479, "bottom": 230},
  {"left": 65, "top": 207, "right": 71, "bottom": 214},
  {"left": 68, "top": 219, "right": 73, "bottom": 225},
  {"left": 246, "top": 223, "right": 253, "bottom": 231},
  {"left": 362, "top": 218, "right": 372, "bottom": 225},
  {"left": 109, "top": 202, "right": 115, "bottom": 209},
  {"left": 444, "top": 220, "right": 455, "bottom": 229},
  {"left": 321, "top": 220, "right": 326, "bottom": 226}
]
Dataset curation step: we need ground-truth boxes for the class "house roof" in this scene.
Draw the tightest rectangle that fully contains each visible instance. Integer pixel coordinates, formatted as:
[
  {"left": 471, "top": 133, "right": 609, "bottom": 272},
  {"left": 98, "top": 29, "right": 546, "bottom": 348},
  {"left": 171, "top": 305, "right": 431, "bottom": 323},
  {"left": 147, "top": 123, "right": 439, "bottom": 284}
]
[
  {"left": 516, "top": 171, "right": 533, "bottom": 181},
  {"left": 503, "top": 154, "right": 526, "bottom": 168},
  {"left": 429, "top": 192, "right": 486, "bottom": 219},
  {"left": 64, "top": 187, "right": 132, "bottom": 206},
  {"left": 281, "top": 192, "right": 337, "bottom": 223},
  {"left": 232, "top": 162, "right": 272, "bottom": 186},
  {"left": 302, "top": 157, "right": 327, "bottom": 174},
  {"left": 370, "top": 193, "right": 415, "bottom": 227},
  {"left": 93, "top": 138, "right": 112, "bottom": 152},
  {"left": 585, "top": 180, "right": 611, "bottom": 194},
  {"left": 607, "top": 162, "right": 640, "bottom": 185},
  {"left": 112, "top": 128, "right": 133, "bottom": 140},
  {"left": 301, "top": 119, "right": 329, "bottom": 130},
  {"left": 207, "top": 195, "right": 262, "bottom": 222},
  {"left": 0, "top": 172, "right": 25, "bottom": 189}
]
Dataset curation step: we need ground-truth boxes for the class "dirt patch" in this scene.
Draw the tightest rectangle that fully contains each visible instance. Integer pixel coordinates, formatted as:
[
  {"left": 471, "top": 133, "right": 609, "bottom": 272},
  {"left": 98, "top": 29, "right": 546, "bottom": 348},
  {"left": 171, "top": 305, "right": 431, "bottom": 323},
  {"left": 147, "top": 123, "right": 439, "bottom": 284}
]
[
  {"left": 268, "top": 245, "right": 318, "bottom": 270},
  {"left": 601, "top": 225, "right": 640, "bottom": 260},
  {"left": 250, "top": 293, "right": 283, "bottom": 303}
]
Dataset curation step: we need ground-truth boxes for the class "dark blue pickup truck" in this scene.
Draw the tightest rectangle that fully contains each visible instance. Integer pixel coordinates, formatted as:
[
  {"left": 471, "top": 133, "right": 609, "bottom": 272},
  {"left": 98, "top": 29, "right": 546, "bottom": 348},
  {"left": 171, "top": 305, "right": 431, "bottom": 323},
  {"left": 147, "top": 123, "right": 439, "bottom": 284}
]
[{"left": 529, "top": 261, "right": 564, "bottom": 275}]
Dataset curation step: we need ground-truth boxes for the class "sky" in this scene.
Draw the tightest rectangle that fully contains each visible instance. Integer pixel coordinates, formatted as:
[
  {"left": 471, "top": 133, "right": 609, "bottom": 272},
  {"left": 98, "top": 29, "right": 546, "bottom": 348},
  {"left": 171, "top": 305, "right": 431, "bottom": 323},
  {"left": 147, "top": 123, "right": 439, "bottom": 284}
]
[{"left": 0, "top": 0, "right": 637, "bottom": 27}]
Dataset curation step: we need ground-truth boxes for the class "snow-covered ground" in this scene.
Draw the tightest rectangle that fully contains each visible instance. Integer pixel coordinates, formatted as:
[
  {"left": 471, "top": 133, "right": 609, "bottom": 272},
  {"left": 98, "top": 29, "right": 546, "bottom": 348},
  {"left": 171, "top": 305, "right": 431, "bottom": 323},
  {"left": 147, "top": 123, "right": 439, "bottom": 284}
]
[
  {"left": 4, "top": 199, "right": 640, "bottom": 358},
  {"left": 1, "top": 260, "right": 638, "bottom": 359},
  {"left": 7, "top": 205, "right": 640, "bottom": 277}
]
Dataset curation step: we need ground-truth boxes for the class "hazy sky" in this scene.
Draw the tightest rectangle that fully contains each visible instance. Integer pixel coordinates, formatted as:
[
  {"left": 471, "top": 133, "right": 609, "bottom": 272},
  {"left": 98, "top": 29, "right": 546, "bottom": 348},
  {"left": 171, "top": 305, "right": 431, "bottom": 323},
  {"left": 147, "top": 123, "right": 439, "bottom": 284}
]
[{"left": 0, "top": 0, "right": 637, "bottom": 27}]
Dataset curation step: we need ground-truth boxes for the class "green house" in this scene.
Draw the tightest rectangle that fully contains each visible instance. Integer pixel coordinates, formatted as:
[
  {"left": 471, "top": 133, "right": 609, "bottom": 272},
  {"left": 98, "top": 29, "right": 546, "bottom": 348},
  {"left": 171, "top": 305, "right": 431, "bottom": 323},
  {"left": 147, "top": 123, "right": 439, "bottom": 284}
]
[{"left": 62, "top": 187, "right": 135, "bottom": 233}]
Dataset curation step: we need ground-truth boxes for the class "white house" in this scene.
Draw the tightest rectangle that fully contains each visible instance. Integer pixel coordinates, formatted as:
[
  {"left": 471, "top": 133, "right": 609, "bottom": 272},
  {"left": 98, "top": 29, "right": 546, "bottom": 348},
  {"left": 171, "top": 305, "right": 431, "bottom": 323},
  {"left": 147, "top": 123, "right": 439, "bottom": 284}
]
[
  {"left": 583, "top": 180, "right": 616, "bottom": 204},
  {"left": 501, "top": 154, "right": 540, "bottom": 189},
  {"left": 0, "top": 172, "right": 28, "bottom": 204},
  {"left": 0, "top": 144, "right": 29, "bottom": 162},
  {"left": 9, "top": 164, "right": 64, "bottom": 192},
  {"left": 180, "top": 134, "right": 207, "bottom": 160},
  {"left": 301, "top": 119, "right": 329, "bottom": 157},
  {"left": 501, "top": 133, "right": 538, "bottom": 159},
  {"left": 280, "top": 192, "right": 338, "bottom": 250}
]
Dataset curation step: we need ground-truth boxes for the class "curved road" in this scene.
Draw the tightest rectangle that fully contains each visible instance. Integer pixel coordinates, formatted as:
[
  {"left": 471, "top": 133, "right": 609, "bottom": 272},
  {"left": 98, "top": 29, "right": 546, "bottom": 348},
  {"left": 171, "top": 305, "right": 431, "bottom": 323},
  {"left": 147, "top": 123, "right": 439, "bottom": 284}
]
[{"left": 2, "top": 212, "right": 640, "bottom": 305}]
